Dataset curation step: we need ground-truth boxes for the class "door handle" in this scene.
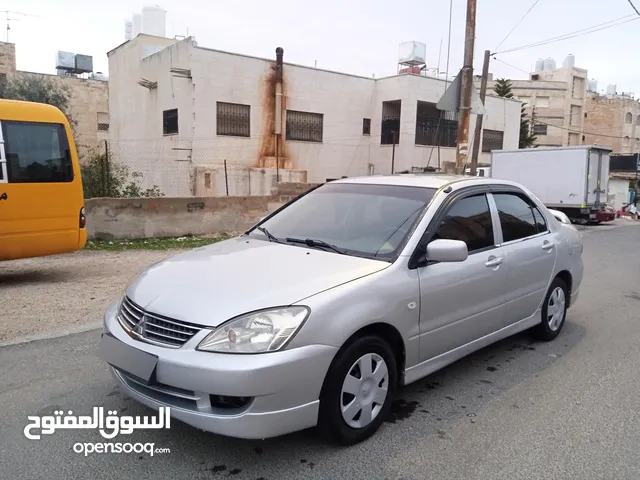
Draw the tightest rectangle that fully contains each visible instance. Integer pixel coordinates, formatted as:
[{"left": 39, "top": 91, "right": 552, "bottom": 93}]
[
  {"left": 485, "top": 256, "right": 503, "bottom": 268},
  {"left": 542, "top": 241, "right": 554, "bottom": 251},
  {"left": 0, "top": 192, "right": 7, "bottom": 201}
]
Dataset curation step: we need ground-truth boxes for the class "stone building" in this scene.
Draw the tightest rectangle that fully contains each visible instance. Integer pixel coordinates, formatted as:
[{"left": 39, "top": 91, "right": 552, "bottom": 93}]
[
  {"left": 583, "top": 92, "right": 640, "bottom": 154},
  {"left": 0, "top": 41, "right": 109, "bottom": 159}
]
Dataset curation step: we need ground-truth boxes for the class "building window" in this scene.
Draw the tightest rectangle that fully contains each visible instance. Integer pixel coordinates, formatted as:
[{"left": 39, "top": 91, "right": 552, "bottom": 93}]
[
  {"left": 286, "top": 110, "right": 323, "bottom": 142},
  {"left": 362, "top": 118, "right": 371, "bottom": 135},
  {"left": 535, "top": 96, "right": 550, "bottom": 107},
  {"left": 637, "top": 115, "right": 640, "bottom": 126},
  {"left": 482, "top": 129, "right": 504, "bottom": 152},
  {"left": 623, "top": 136, "right": 630, "bottom": 147},
  {"left": 216, "top": 102, "right": 250, "bottom": 137},
  {"left": 163, "top": 109, "right": 178, "bottom": 135},
  {"left": 625, "top": 112, "right": 633, "bottom": 124},
  {"left": 381, "top": 100, "right": 401, "bottom": 145},
  {"left": 415, "top": 101, "right": 457, "bottom": 148},
  {"left": 533, "top": 123, "right": 547, "bottom": 135},
  {"left": 570, "top": 105, "right": 581, "bottom": 126},
  {"left": 97, "top": 112, "right": 109, "bottom": 132}
]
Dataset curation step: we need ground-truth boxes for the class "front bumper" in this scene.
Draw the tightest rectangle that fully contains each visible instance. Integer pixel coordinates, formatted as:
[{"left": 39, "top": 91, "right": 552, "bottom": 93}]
[{"left": 98, "top": 301, "right": 338, "bottom": 439}]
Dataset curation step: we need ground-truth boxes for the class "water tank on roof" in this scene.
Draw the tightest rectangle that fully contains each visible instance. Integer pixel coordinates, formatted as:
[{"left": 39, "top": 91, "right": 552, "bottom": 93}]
[
  {"left": 142, "top": 5, "right": 167, "bottom": 37},
  {"left": 588, "top": 79, "right": 598, "bottom": 92},
  {"left": 125, "top": 20, "right": 133, "bottom": 41},
  {"left": 132, "top": 13, "right": 142, "bottom": 37},
  {"left": 563, "top": 54, "right": 575, "bottom": 69},
  {"left": 543, "top": 57, "right": 556, "bottom": 71},
  {"left": 398, "top": 41, "right": 427, "bottom": 66},
  {"left": 534, "top": 58, "right": 544, "bottom": 72}
]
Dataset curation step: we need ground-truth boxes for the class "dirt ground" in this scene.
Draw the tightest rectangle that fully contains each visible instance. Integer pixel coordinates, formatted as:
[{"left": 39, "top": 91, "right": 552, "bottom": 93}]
[{"left": 0, "top": 249, "right": 184, "bottom": 342}]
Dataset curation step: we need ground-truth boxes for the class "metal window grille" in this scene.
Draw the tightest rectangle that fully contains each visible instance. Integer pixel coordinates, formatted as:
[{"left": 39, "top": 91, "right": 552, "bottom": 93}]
[
  {"left": 98, "top": 123, "right": 109, "bottom": 131},
  {"left": 216, "top": 102, "right": 250, "bottom": 137},
  {"left": 381, "top": 100, "right": 401, "bottom": 145},
  {"left": 163, "top": 109, "right": 178, "bottom": 135},
  {"left": 415, "top": 101, "right": 457, "bottom": 148},
  {"left": 482, "top": 129, "right": 504, "bottom": 153},
  {"left": 286, "top": 110, "right": 323, "bottom": 142},
  {"left": 533, "top": 123, "right": 547, "bottom": 135}
]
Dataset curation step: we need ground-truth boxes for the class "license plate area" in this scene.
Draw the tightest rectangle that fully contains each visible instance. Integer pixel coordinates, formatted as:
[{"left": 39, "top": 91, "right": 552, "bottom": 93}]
[{"left": 97, "top": 333, "right": 158, "bottom": 384}]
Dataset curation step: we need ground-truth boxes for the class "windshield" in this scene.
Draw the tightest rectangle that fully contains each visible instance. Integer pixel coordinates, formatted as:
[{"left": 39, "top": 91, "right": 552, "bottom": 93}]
[{"left": 251, "top": 182, "right": 436, "bottom": 260}]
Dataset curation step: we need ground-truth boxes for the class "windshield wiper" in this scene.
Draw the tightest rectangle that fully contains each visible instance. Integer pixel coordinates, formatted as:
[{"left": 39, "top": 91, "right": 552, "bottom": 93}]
[
  {"left": 285, "top": 237, "right": 346, "bottom": 255},
  {"left": 256, "top": 226, "right": 281, "bottom": 243}
]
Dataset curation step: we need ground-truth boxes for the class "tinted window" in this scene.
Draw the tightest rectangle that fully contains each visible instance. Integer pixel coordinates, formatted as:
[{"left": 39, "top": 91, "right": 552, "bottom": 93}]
[
  {"left": 256, "top": 183, "right": 436, "bottom": 259},
  {"left": 3, "top": 121, "right": 73, "bottom": 183},
  {"left": 431, "top": 194, "right": 494, "bottom": 252},
  {"left": 493, "top": 193, "right": 538, "bottom": 242},
  {"left": 532, "top": 205, "right": 548, "bottom": 233}
]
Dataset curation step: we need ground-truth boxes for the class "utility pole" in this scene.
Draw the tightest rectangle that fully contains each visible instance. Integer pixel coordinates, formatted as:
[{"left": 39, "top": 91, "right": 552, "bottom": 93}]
[
  {"left": 454, "top": 0, "right": 477, "bottom": 175},
  {"left": 469, "top": 49, "right": 491, "bottom": 176},
  {"left": 3, "top": 11, "right": 38, "bottom": 43}
]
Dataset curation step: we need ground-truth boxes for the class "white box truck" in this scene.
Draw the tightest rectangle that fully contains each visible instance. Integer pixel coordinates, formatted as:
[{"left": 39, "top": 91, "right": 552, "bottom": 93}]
[{"left": 490, "top": 146, "right": 611, "bottom": 223}]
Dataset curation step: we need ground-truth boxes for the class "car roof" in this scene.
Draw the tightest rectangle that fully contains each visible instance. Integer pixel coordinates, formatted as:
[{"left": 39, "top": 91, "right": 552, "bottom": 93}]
[{"left": 332, "top": 174, "right": 519, "bottom": 190}]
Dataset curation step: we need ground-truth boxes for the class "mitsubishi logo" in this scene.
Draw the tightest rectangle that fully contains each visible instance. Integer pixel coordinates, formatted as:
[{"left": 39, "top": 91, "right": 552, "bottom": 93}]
[{"left": 135, "top": 316, "right": 147, "bottom": 337}]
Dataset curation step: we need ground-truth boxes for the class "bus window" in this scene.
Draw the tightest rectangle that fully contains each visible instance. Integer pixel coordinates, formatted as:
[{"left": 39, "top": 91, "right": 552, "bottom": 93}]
[{"left": 3, "top": 121, "right": 73, "bottom": 184}]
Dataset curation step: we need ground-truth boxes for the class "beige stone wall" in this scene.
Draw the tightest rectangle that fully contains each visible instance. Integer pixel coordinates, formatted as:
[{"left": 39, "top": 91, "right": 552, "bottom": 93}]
[
  {"left": 584, "top": 93, "right": 640, "bottom": 154},
  {"left": 0, "top": 42, "right": 16, "bottom": 74}
]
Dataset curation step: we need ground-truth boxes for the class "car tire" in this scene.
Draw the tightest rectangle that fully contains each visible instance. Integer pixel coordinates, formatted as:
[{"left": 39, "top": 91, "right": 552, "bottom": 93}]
[
  {"left": 533, "top": 277, "right": 568, "bottom": 341},
  {"left": 318, "top": 335, "right": 397, "bottom": 445}
]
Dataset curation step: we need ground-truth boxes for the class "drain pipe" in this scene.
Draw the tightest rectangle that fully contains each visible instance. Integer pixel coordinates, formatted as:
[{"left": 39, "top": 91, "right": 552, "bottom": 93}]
[{"left": 274, "top": 47, "right": 284, "bottom": 182}]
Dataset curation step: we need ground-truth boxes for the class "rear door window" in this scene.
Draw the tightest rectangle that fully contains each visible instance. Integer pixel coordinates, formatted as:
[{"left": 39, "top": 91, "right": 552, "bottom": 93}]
[
  {"left": 493, "top": 193, "right": 539, "bottom": 242},
  {"left": 431, "top": 194, "right": 495, "bottom": 253},
  {"left": 2, "top": 121, "right": 73, "bottom": 183}
]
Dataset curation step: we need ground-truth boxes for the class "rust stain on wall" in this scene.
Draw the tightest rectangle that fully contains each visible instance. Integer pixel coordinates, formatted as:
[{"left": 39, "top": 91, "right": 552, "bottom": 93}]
[{"left": 257, "top": 59, "right": 291, "bottom": 169}]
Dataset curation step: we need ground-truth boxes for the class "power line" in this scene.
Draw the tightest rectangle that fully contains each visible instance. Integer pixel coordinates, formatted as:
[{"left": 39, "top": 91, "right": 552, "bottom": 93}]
[
  {"left": 493, "top": 14, "right": 639, "bottom": 55},
  {"left": 494, "top": 0, "right": 542, "bottom": 52},
  {"left": 534, "top": 119, "right": 631, "bottom": 139},
  {"left": 627, "top": 0, "right": 640, "bottom": 16}
]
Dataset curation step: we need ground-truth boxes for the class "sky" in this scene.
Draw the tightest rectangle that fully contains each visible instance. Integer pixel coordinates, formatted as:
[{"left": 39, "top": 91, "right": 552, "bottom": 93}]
[{"left": 5, "top": 0, "right": 640, "bottom": 95}]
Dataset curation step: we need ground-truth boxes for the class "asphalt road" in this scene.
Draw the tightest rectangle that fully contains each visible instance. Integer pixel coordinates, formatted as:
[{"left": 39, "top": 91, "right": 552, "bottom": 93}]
[{"left": 1, "top": 223, "right": 639, "bottom": 480}]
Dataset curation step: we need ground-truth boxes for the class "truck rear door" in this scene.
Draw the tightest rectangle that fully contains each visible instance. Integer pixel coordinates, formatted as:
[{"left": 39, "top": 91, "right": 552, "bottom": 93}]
[{"left": 586, "top": 149, "right": 604, "bottom": 207}]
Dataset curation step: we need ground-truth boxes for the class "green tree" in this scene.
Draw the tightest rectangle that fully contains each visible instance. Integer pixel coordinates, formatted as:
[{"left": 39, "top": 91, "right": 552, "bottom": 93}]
[
  {"left": 493, "top": 78, "right": 537, "bottom": 148},
  {"left": 80, "top": 148, "right": 164, "bottom": 199},
  {"left": 493, "top": 78, "right": 514, "bottom": 98},
  {"left": 519, "top": 103, "right": 538, "bottom": 148},
  {"left": 0, "top": 74, "right": 76, "bottom": 128}
]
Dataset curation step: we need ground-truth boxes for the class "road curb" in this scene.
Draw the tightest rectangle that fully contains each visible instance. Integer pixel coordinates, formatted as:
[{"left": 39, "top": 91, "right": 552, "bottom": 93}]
[{"left": 0, "top": 321, "right": 103, "bottom": 348}]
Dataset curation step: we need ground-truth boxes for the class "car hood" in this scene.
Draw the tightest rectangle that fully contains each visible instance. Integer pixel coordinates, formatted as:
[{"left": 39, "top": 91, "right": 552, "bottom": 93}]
[{"left": 126, "top": 236, "right": 390, "bottom": 327}]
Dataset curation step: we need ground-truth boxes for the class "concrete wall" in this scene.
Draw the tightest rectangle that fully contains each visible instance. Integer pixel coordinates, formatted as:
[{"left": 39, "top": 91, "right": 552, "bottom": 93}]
[
  {"left": 85, "top": 196, "right": 270, "bottom": 240},
  {"left": 108, "top": 35, "right": 521, "bottom": 195}
]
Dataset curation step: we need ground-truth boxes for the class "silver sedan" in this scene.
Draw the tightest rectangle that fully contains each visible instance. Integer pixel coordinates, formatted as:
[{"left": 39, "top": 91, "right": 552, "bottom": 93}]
[{"left": 97, "top": 174, "right": 583, "bottom": 444}]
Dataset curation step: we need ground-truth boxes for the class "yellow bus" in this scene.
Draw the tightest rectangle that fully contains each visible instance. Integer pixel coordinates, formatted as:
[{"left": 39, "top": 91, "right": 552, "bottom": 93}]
[{"left": 0, "top": 99, "right": 87, "bottom": 261}]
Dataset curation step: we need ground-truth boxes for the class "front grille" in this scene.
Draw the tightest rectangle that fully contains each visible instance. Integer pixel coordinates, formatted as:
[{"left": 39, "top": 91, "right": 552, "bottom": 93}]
[{"left": 117, "top": 296, "right": 202, "bottom": 348}]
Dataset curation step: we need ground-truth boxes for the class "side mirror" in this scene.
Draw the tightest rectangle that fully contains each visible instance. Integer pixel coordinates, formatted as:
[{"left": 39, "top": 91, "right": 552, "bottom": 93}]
[{"left": 426, "top": 239, "right": 468, "bottom": 263}]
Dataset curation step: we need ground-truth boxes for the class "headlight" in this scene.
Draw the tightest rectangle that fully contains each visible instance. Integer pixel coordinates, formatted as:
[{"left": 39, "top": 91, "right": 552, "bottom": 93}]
[{"left": 197, "top": 306, "right": 310, "bottom": 353}]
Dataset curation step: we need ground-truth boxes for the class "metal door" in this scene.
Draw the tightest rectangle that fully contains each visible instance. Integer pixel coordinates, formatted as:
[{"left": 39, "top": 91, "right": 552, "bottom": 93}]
[{"left": 587, "top": 149, "right": 605, "bottom": 206}]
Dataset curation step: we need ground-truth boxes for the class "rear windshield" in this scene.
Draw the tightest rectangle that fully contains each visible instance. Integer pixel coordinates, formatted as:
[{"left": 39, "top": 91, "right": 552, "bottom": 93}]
[{"left": 1, "top": 121, "right": 73, "bottom": 183}]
